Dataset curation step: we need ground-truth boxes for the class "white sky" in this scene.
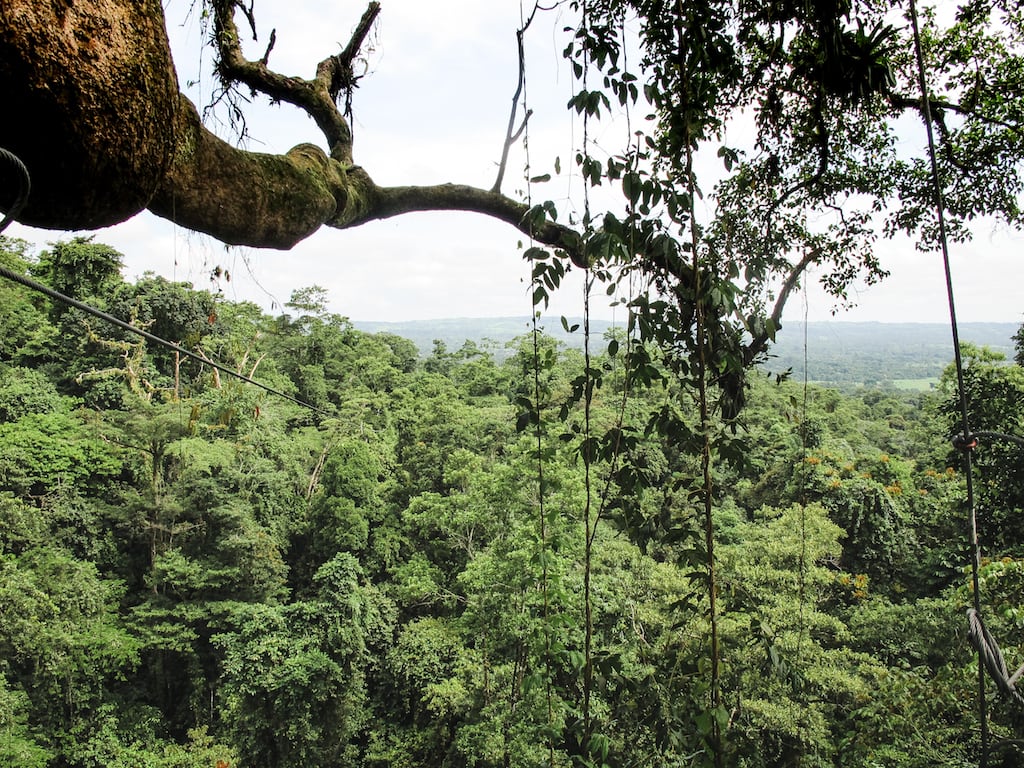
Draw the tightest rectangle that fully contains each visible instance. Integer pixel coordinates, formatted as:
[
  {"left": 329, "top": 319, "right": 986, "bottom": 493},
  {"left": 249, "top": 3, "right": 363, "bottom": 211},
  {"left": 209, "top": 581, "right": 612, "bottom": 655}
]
[{"left": 6, "top": 0, "right": 1023, "bottom": 326}]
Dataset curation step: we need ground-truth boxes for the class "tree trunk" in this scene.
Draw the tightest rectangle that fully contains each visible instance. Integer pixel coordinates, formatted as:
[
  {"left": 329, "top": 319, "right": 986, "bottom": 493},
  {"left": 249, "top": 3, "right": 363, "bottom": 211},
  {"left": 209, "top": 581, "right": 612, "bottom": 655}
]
[{"left": 0, "top": 0, "right": 179, "bottom": 229}]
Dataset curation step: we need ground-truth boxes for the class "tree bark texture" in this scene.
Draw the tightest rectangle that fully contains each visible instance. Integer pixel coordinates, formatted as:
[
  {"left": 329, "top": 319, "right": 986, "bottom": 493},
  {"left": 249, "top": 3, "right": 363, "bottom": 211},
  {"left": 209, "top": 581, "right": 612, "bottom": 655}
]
[{"left": 0, "top": 0, "right": 179, "bottom": 229}]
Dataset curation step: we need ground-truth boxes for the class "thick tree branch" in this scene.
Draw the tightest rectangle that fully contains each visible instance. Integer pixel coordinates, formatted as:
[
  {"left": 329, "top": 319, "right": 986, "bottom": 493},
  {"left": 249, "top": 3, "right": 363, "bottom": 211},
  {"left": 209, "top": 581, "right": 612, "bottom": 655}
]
[
  {"left": 2, "top": 0, "right": 582, "bottom": 271},
  {"left": 348, "top": 183, "right": 586, "bottom": 264},
  {"left": 147, "top": 95, "right": 367, "bottom": 248},
  {"left": 768, "top": 249, "right": 818, "bottom": 333},
  {"left": 0, "top": 0, "right": 590, "bottom": 264},
  {"left": 142, "top": 89, "right": 586, "bottom": 258},
  {"left": 742, "top": 247, "right": 820, "bottom": 366},
  {"left": 889, "top": 93, "right": 1019, "bottom": 132}
]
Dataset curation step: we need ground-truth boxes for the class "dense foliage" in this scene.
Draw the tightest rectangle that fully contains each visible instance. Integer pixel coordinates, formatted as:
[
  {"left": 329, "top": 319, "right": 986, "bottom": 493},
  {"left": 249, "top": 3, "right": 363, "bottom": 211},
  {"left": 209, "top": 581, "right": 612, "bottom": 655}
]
[{"left": 0, "top": 236, "right": 1021, "bottom": 767}]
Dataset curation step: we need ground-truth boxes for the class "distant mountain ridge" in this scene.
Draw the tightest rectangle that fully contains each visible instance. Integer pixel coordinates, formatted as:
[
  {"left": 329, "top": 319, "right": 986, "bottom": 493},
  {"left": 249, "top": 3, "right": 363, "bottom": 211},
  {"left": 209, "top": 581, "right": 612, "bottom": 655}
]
[{"left": 352, "top": 317, "right": 1020, "bottom": 385}]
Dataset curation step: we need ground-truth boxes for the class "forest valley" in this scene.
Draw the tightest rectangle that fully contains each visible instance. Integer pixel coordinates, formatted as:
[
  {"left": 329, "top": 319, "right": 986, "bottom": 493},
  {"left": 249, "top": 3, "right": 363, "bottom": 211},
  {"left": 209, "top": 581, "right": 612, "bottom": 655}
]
[{"left": 0, "top": 235, "right": 1021, "bottom": 767}]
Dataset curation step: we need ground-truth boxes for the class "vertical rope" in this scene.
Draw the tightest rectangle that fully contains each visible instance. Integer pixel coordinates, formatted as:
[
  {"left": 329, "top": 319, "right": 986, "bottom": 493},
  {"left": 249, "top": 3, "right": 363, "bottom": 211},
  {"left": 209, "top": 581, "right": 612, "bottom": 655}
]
[
  {"left": 686, "top": 141, "right": 722, "bottom": 768},
  {"left": 515, "top": 4, "right": 555, "bottom": 763},
  {"left": 579, "top": 0, "right": 596, "bottom": 749},
  {"left": 907, "top": 2, "right": 988, "bottom": 764}
]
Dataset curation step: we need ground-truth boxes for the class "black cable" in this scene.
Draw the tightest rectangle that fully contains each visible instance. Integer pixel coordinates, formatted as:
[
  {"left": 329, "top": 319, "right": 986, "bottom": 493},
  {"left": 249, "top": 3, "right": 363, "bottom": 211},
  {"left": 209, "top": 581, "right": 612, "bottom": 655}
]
[
  {"left": 0, "top": 147, "right": 30, "bottom": 234},
  {"left": 0, "top": 146, "right": 325, "bottom": 416},
  {"left": 967, "top": 609, "right": 1024, "bottom": 707},
  {"left": 0, "top": 264, "right": 329, "bottom": 416},
  {"left": 907, "top": 2, "right": 990, "bottom": 761}
]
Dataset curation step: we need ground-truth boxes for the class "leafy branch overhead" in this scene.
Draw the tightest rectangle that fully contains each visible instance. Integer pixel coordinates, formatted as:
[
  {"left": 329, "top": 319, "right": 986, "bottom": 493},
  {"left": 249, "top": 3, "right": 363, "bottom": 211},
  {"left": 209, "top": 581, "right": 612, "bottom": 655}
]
[{"left": 2, "top": 0, "right": 1024, "bottom": 374}]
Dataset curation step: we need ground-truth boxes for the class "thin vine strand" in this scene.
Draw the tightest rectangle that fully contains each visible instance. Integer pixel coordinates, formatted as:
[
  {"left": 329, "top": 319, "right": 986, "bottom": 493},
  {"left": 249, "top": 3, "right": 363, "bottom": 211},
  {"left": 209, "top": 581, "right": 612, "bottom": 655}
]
[
  {"left": 579, "top": 0, "right": 596, "bottom": 752},
  {"left": 685, "top": 138, "right": 722, "bottom": 768},
  {"left": 515, "top": 3, "right": 556, "bottom": 761},
  {"left": 795, "top": 271, "right": 810, "bottom": 762}
]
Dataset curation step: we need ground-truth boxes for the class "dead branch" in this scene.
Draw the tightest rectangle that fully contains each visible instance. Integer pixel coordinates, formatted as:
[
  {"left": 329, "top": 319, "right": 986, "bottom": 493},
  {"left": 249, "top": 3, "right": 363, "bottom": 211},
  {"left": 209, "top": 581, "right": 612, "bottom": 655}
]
[
  {"left": 306, "top": 443, "right": 330, "bottom": 500},
  {"left": 211, "top": 0, "right": 380, "bottom": 161},
  {"left": 193, "top": 345, "right": 222, "bottom": 389},
  {"left": 492, "top": 8, "right": 539, "bottom": 194}
]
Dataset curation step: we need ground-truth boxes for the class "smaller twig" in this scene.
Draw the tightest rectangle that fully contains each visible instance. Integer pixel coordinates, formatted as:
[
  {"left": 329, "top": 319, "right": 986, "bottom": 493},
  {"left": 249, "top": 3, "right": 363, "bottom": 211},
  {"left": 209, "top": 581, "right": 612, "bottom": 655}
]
[
  {"left": 193, "top": 346, "right": 222, "bottom": 389},
  {"left": 235, "top": 0, "right": 258, "bottom": 40},
  {"left": 742, "top": 247, "right": 820, "bottom": 365},
  {"left": 338, "top": 2, "right": 381, "bottom": 68},
  {"left": 510, "top": 111, "right": 532, "bottom": 143},
  {"left": 326, "top": 2, "right": 381, "bottom": 105},
  {"left": 246, "top": 351, "right": 268, "bottom": 379},
  {"left": 493, "top": 7, "right": 541, "bottom": 193},
  {"left": 260, "top": 29, "right": 276, "bottom": 66}
]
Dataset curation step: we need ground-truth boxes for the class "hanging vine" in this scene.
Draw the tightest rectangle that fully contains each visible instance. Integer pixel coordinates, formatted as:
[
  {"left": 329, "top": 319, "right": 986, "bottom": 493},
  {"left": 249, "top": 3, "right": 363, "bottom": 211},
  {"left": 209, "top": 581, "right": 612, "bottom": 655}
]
[
  {"left": 578, "top": 1, "right": 597, "bottom": 757},
  {"left": 512, "top": 4, "right": 559, "bottom": 763}
]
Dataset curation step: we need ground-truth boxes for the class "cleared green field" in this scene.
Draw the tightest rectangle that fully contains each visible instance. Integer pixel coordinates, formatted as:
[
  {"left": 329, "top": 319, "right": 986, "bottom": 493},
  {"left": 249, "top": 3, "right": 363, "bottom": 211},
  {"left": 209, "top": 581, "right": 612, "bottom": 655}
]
[{"left": 889, "top": 378, "right": 939, "bottom": 391}]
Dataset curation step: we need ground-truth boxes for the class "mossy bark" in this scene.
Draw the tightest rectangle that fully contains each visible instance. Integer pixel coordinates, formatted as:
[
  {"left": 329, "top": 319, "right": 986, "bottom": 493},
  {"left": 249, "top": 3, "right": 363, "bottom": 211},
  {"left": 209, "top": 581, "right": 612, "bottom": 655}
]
[
  {"left": 146, "top": 95, "right": 374, "bottom": 249},
  {"left": 0, "top": 0, "right": 179, "bottom": 229}
]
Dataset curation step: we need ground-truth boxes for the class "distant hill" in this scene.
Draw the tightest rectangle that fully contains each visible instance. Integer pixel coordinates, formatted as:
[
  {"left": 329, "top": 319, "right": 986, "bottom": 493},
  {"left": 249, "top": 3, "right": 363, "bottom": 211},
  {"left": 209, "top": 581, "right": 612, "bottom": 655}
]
[
  {"left": 352, "top": 317, "right": 1019, "bottom": 386},
  {"left": 764, "top": 321, "right": 1018, "bottom": 386}
]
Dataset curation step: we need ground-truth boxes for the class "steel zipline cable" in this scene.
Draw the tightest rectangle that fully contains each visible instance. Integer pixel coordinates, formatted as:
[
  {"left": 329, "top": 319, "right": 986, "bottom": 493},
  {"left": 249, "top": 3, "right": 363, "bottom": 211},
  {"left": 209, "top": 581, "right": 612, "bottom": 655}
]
[
  {"left": 0, "top": 263, "right": 330, "bottom": 416},
  {"left": 0, "top": 147, "right": 30, "bottom": 232},
  {"left": 0, "top": 146, "right": 327, "bottom": 417},
  {"left": 908, "top": 3, "right": 1023, "bottom": 765},
  {"left": 968, "top": 608, "right": 1024, "bottom": 707}
]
